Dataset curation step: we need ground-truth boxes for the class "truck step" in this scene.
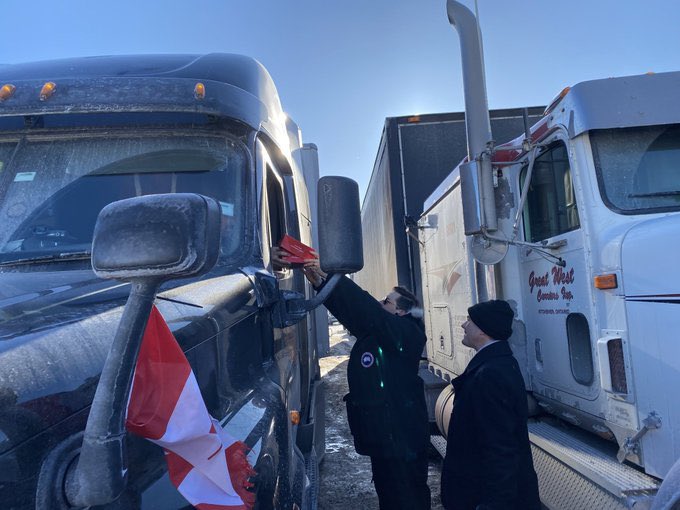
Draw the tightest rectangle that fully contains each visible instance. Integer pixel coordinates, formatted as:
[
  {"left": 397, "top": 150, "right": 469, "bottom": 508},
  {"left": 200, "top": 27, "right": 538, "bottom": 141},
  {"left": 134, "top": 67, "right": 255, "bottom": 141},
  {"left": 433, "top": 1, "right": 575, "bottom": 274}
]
[
  {"left": 528, "top": 420, "right": 659, "bottom": 509},
  {"left": 430, "top": 434, "right": 447, "bottom": 458},
  {"left": 431, "top": 422, "right": 660, "bottom": 509}
]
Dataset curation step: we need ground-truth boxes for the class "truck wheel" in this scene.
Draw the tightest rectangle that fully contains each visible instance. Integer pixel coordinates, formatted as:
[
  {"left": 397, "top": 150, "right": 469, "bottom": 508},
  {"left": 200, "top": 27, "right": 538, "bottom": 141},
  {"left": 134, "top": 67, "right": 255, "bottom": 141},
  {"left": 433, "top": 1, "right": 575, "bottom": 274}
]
[
  {"left": 651, "top": 456, "right": 680, "bottom": 510},
  {"left": 36, "top": 432, "right": 140, "bottom": 510},
  {"left": 35, "top": 432, "right": 84, "bottom": 510}
]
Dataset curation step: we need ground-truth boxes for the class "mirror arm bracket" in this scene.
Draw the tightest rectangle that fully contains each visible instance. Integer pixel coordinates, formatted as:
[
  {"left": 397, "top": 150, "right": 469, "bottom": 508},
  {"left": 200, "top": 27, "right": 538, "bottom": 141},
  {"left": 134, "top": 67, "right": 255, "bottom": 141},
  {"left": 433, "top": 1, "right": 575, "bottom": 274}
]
[
  {"left": 272, "top": 273, "right": 343, "bottom": 328},
  {"left": 241, "top": 266, "right": 280, "bottom": 307},
  {"left": 65, "top": 278, "right": 161, "bottom": 507},
  {"left": 479, "top": 228, "right": 566, "bottom": 267}
]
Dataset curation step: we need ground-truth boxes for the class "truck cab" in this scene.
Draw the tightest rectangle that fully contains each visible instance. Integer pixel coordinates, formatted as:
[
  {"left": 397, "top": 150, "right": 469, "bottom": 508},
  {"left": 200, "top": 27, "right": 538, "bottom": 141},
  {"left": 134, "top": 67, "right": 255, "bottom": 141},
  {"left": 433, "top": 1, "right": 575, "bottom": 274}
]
[
  {"left": 490, "top": 72, "right": 680, "bottom": 481},
  {"left": 0, "top": 54, "right": 343, "bottom": 509}
]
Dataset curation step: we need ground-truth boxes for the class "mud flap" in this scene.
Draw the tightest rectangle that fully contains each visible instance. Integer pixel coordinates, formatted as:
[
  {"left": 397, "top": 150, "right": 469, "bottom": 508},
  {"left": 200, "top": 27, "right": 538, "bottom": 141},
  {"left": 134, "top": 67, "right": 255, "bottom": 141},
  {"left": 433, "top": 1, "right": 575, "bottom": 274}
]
[{"left": 296, "top": 379, "right": 325, "bottom": 459}]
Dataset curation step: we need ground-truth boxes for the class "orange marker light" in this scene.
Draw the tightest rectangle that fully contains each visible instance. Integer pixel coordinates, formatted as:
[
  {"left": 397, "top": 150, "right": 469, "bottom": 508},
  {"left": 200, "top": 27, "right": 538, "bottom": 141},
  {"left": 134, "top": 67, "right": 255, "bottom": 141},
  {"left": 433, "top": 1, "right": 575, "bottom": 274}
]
[
  {"left": 194, "top": 82, "right": 206, "bottom": 100},
  {"left": 594, "top": 274, "right": 618, "bottom": 290},
  {"left": 40, "top": 82, "right": 57, "bottom": 101},
  {"left": 0, "top": 84, "right": 16, "bottom": 101},
  {"left": 407, "top": 115, "right": 421, "bottom": 123},
  {"left": 544, "top": 86, "right": 571, "bottom": 116},
  {"left": 290, "top": 410, "right": 301, "bottom": 425}
]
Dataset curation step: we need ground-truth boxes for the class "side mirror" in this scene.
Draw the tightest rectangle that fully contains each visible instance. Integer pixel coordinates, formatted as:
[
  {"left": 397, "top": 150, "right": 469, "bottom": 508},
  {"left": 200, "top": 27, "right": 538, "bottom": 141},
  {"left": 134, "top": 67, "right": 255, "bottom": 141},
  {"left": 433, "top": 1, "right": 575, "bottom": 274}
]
[
  {"left": 317, "top": 176, "right": 363, "bottom": 273},
  {"left": 92, "top": 193, "right": 221, "bottom": 280},
  {"left": 272, "top": 177, "right": 362, "bottom": 328},
  {"left": 460, "top": 161, "right": 484, "bottom": 236},
  {"left": 65, "top": 193, "right": 221, "bottom": 508}
]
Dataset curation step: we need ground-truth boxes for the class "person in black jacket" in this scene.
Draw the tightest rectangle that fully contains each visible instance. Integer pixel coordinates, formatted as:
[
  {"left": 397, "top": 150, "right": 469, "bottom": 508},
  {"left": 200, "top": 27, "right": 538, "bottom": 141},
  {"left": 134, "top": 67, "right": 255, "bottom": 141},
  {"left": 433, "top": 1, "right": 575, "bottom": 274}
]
[
  {"left": 300, "top": 260, "right": 431, "bottom": 510},
  {"left": 441, "top": 300, "right": 541, "bottom": 510}
]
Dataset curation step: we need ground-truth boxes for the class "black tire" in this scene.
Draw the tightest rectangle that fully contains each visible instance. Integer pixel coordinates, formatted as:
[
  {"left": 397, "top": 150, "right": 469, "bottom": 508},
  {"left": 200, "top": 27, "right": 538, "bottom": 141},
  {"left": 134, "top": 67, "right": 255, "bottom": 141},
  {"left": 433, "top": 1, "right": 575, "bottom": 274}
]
[{"left": 35, "top": 432, "right": 84, "bottom": 510}]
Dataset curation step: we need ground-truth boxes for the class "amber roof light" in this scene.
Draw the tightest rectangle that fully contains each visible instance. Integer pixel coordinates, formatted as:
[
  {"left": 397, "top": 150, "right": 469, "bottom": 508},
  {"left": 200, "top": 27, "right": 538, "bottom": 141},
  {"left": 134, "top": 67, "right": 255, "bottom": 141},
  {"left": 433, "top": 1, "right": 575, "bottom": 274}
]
[
  {"left": 0, "top": 84, "right": 16, "bottom": 102},
  {"left": 40, "top": 82, "right": 57, "bottom": 101},
  {"left": 544, "top": 86, "right": 570, "bottom": 116},
  {"left": 194, "top": 82, "right": 206, "bottom": 100}
]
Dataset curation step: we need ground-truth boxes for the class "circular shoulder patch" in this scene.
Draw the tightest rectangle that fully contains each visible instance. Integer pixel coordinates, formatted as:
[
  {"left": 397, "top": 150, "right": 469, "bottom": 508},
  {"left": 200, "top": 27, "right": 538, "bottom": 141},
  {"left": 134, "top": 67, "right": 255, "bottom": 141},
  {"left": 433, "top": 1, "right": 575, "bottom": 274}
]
[{"left": 361, "top": 352, "right": 375, "bottom": 368}]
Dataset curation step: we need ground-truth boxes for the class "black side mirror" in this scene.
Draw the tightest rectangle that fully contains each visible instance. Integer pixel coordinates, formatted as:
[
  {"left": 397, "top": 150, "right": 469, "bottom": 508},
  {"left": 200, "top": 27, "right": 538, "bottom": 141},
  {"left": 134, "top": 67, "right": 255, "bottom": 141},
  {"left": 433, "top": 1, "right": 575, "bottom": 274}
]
[
  {"left": 317, "top": 176, "right": 363, "bottom": 274},
  {"left": 92, "top": 192, "right": 221, "bottom": 279},
  {"left": 271, "top": 176, "right": 363, "bottom": 328},
  {"left": 65, "top": 193, "right": 221, "bottom": 508}
]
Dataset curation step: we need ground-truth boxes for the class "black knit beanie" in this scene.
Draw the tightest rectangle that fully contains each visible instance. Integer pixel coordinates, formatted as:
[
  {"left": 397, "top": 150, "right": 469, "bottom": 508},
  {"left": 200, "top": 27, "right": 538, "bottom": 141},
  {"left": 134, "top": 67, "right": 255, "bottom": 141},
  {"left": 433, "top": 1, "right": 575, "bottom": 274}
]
[{"left": 467, "top": 300, "right": 514, "bottom": 341}]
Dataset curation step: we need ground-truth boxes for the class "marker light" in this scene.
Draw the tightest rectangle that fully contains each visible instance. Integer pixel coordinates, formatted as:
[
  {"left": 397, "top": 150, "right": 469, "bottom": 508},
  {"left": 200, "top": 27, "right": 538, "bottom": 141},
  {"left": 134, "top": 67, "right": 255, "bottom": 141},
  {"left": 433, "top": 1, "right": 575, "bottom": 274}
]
[
  {"left": 194, "top": 82, "right": 206, "bottom": 100},
  {"left": 594, "top": 274, "right": 618, "bottom": 290},
  {"left": 40, "top": 82, "right": 57, "bottom": 101},
  {"left": 0, "top": 84, "right": 16, "bottom": 102},
  {"left": 289, "top": 410, "right": 301, "bottom": 425},
  {"left": 407, "top": 115, "right": 421, "bottom": 123},
  {"left": 544, "top": 86, "right": 570, "bottom": 116}
]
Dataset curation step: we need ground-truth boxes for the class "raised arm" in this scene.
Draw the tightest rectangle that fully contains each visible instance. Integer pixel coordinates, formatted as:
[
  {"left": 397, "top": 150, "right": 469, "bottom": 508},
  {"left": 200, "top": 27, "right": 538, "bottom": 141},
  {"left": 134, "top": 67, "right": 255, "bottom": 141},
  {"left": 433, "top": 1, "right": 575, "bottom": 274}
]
[
  {"left": 272, "top": 247, "right": 383, "bottom": 336},
  {"left": 318, "top": 275, "right": 387, "bottom": 339}
]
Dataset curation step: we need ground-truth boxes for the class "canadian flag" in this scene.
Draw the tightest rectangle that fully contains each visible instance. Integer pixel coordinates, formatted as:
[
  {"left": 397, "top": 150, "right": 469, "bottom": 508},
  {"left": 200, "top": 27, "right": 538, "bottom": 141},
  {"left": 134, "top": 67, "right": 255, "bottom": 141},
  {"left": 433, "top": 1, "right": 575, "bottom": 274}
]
[{"left": 126, "top": 305, "right": 256, "bottom": 509}]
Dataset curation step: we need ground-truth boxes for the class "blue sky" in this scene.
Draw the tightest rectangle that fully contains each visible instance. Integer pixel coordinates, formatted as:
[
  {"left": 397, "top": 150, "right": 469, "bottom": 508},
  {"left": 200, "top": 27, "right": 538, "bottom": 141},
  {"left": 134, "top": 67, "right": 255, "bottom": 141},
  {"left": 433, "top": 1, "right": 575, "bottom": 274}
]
[{"left": 1, "top": 0, "right": 680, "bottom": 198}]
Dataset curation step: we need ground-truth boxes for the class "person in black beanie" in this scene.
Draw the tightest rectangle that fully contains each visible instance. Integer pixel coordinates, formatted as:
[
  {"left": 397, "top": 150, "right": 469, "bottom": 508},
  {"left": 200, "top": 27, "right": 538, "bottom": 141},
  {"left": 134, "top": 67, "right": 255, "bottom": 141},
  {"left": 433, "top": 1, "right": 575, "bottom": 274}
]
[{"left": 440, "top": 300, "right": 541, "bottom": 510}]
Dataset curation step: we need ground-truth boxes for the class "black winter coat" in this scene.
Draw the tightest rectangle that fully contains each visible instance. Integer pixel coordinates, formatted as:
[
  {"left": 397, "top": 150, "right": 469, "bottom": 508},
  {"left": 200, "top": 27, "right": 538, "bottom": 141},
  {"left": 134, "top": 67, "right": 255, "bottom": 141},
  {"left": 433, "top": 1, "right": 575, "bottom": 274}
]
[
  {"left": 441, "top": 341, "right": 540, "bottom": 510},
  {"left": 323, "top": 277, "right": 429, "bottom": 459}
]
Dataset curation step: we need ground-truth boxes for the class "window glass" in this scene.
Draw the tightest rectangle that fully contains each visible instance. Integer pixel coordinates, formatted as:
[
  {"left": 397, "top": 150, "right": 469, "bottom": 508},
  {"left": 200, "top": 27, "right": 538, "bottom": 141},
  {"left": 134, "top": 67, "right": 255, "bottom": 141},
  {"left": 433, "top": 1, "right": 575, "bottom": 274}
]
[
  {"left": 591, "top": 124, "right": 680, "bottom": 214},
  {"left": 266, "top": 164, "right": 286, "bottom": 247},
  {"left": 0, "top": 131, "right": 246, "bottom": 264},
  {"left": 522, "top": 143, "right": 580, "bottom": 242},
  {"left": 0, "top": 142, "right": 19, "bottom": 177},
  {"left": 283, "top": 175, "right": 300, "bottom": 239},
  {"left": 566, "top": 313, "right": 594, "bottom": 386}
]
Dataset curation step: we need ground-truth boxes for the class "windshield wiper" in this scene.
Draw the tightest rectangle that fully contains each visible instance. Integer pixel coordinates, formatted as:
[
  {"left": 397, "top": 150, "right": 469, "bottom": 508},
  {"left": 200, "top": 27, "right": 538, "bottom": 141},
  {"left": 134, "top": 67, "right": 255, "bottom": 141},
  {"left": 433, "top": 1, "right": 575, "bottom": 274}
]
[
  {"left": 629, "top": 191, "right": 680, "bottom": 198},
  {"left": 0, "top": 251, "right": 92, "bottom": 267}
]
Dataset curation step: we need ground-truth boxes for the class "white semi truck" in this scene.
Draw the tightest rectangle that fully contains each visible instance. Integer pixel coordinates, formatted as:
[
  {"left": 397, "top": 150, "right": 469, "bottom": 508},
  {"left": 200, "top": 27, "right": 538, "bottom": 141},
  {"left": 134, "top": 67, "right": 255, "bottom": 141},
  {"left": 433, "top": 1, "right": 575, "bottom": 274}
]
[{"left": 419, "top": 2, "right": 680, "bottom": 508}]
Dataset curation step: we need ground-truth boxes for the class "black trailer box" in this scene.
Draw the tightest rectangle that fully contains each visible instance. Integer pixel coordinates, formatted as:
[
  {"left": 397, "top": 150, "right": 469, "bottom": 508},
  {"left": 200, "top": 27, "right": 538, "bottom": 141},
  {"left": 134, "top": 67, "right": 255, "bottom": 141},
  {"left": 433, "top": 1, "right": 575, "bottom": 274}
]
[{"left": 355, "top": 107, "right": 545, "bottom": 301}]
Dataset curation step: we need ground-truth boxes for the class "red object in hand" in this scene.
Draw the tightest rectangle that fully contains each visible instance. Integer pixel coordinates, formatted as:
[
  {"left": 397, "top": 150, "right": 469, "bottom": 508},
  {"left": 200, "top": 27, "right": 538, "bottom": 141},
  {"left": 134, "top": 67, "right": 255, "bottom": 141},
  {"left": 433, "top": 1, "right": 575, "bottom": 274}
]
[{"left": 279, "top": 235, "right": 318, "bottom": 266}]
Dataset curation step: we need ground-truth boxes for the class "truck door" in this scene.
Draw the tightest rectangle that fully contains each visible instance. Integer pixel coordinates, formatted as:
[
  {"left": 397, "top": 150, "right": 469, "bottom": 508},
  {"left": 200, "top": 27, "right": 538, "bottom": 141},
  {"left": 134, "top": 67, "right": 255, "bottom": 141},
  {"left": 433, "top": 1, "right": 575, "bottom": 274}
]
[
  {"left": 520, "top": 136, "right": 598, "bottom": 402},
  {"left": 280, "top": 171, "right": 317, "bottom": 416},
  {"left": 258, "top": 141, "right": 303, "bottom": 426}
]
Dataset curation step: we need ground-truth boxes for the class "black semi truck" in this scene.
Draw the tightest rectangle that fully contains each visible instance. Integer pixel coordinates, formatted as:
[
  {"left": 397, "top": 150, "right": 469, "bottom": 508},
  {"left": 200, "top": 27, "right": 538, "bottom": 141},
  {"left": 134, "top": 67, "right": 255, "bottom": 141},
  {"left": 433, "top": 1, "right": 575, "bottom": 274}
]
[{"left": 0, "top": 54, "right": 362, "bottom": 510}]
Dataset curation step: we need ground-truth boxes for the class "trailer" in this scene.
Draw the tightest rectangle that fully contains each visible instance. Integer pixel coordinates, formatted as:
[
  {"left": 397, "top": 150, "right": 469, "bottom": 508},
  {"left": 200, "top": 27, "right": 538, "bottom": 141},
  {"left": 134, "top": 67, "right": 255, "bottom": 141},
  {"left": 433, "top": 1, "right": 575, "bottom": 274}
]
[
  {"left": 418, "top": 2, "right": 680, "bottom": 508},
  {"left": 354, "top": 108, "right": 544, "bottom": 303}
]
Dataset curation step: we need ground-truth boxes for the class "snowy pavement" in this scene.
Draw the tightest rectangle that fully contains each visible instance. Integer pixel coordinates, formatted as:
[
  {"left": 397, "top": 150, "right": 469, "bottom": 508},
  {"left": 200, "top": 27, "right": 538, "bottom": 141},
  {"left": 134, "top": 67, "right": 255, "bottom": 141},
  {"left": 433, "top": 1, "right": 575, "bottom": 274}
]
[{"left": 318, "top": 324, "right": 444, "bottom": 510}]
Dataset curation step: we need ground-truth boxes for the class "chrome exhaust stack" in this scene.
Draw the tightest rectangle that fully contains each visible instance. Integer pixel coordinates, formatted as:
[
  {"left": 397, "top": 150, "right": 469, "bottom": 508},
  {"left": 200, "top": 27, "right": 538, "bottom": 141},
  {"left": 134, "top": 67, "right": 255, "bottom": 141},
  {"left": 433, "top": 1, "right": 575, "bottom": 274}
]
[{"left": 446, "top": 0, "right": 498, "bottom": 301}]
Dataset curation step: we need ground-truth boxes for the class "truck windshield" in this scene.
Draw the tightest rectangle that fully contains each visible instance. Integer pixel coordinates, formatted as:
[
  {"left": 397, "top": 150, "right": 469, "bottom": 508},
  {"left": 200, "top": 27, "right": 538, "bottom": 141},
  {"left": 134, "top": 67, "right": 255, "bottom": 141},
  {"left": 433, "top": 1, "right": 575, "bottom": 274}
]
[
  {"left": 591, "top": 124, "right": 680, "bottom": 214},
  {"left": 0, "top": 131, "right": 246, "bottom": 264}
]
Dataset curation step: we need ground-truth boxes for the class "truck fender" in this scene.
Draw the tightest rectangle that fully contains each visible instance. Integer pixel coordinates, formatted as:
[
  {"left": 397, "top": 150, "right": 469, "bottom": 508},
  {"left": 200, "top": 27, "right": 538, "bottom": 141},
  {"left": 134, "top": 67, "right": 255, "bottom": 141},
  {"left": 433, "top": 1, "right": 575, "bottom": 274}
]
[
  {"left": 35, "top": 432, "right": 140, "bottom": 510},
  {"left": 36, "top": 432, "right": 83, "bottom": 510}
]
